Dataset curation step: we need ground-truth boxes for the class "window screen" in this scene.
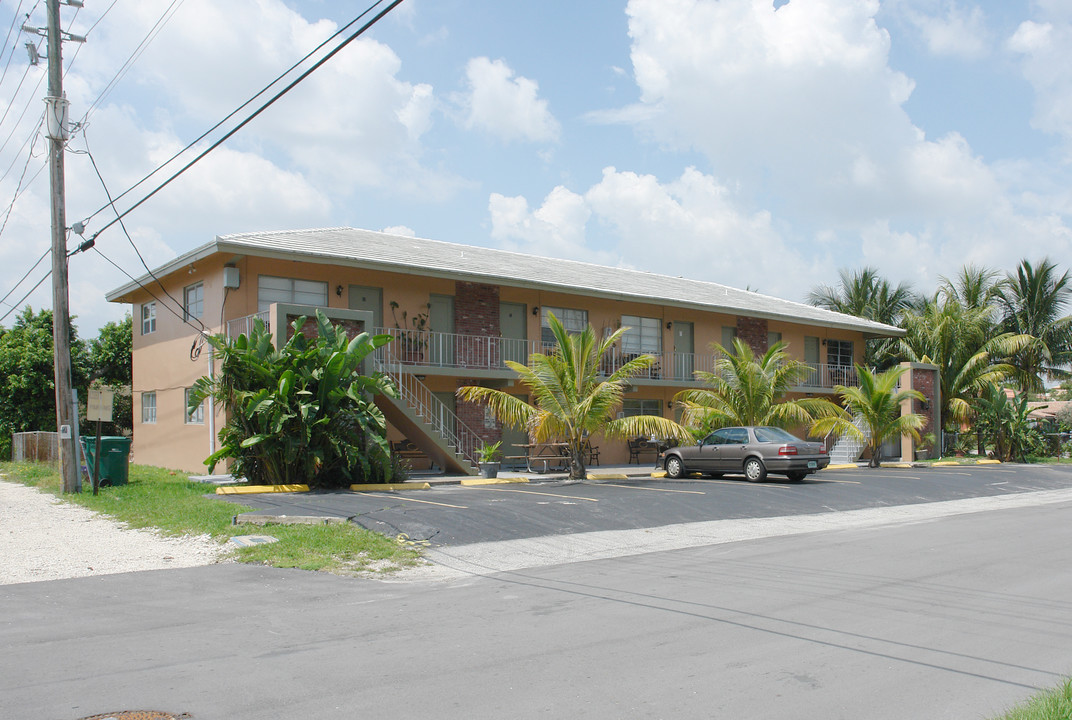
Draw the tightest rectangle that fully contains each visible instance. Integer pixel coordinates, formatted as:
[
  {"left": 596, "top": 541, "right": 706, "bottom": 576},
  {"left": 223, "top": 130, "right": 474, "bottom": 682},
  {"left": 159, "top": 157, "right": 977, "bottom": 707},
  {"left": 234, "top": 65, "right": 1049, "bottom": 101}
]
[{"left": 621, "top": 315, "right": 662, "bottom": 355}]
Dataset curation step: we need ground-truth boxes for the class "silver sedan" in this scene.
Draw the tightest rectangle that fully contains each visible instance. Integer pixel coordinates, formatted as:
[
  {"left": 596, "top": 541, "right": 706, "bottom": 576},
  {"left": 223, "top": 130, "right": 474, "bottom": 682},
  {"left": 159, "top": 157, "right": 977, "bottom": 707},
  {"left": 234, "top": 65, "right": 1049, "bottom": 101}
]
[{"left": 662, "top": 426, "right": 830, "bottom": 482}]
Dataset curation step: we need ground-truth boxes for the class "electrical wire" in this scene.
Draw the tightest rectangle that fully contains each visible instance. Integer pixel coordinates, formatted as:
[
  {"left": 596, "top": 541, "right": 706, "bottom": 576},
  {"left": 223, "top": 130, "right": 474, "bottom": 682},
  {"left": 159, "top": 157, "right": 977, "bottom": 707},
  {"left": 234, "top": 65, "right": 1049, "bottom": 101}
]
[
  {"left": 82, "top": 0, "right": 406, "bottom": 244},
  {"left": 0, "top": 0, "right": 27, "bottom": 88},
  {"left": 0, "top": 266, "right": 49, "bottom": 322},
  {"left": 92, "top": 245, "right": 206, "bottom": 335},
  {"left": 78, "top": 0, "right": 395, "bottom": 230},
  {"left": 0, "top": 36, "right": 44, "bottom": 133},
  {"left": 79, "top": 0, "right": 184, "bottom": 123},
  {"left": 0, "top": 246, "right": 48, "bottom": 309},
  {"left": 0, "top": 123, "right": 42, "bottom": 238},
  {"left": 80, "top": 131, "right": 206, "bottom": 336}
]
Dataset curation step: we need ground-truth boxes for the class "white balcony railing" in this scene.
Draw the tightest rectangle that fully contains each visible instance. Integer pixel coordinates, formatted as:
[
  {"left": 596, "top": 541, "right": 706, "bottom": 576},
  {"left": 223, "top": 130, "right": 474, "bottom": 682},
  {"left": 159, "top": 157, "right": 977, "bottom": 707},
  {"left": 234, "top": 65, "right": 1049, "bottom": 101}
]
[{"left": 221, "top": 315, "right": 862, "bottom": 389}]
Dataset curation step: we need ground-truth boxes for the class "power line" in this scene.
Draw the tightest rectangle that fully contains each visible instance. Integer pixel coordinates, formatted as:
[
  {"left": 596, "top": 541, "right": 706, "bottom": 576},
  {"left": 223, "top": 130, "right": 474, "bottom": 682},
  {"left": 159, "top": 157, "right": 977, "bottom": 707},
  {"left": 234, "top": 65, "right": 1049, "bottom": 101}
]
[
  {"left": 0, "top": 246, "right": 48, "bottom": 310},
  {"left": 82, "top": 0, "right": 406, "bottom": 243},
  {"left": 78, "top": 0, "right": 184, "bottom": 123},
  {"left": 0, "top": 0, "right": 27, "bottom": 88},
  {"left": 0, "top": 123, "right": 44, "bottom": 238},
  {"left": 79, "top": 130, "right": 206, "bottom": 335},
  {"left": 78, "top": 0, "right": 395, "bottom": 230},
  {"left": 0, "top": 265, "right": 49, "bottom": 323}
]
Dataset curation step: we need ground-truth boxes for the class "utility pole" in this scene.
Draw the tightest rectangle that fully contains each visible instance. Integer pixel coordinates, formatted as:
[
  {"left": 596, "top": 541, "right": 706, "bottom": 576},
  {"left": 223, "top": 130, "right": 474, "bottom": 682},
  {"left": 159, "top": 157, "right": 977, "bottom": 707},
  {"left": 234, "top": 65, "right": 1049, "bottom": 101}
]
[{"left": 43, "top": 0, "right": 79, "bottom": 492}]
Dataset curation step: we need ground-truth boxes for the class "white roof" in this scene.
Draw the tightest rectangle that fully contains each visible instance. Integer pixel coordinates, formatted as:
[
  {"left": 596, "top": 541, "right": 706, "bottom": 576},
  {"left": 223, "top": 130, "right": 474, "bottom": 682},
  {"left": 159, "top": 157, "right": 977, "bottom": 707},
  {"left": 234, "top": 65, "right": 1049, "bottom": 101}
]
[{"left": 106, "top": 226, "right": 903, "bottom": 337}]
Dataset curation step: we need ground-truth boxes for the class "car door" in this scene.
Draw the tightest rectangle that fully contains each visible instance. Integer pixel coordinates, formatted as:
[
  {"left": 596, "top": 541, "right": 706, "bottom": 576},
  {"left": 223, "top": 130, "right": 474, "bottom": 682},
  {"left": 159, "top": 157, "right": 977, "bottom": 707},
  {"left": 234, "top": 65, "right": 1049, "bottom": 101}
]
[
  {"left": 689, "top": 432, "right": 722, "bottom": 471},
  {"left": 715, "top": 427, "right": 750, "bottom": 471}
]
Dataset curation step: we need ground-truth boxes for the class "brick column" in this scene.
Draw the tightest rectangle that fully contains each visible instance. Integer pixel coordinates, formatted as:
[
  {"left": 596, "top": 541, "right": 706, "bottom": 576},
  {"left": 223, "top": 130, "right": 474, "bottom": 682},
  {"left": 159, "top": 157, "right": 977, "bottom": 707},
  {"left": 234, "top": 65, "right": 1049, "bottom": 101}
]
[
  {"left": 736, "top": 316, "right": 769, "bottom": 356},
  {"left": 455, "top": 281, "right": 500, "bottom": 369}
]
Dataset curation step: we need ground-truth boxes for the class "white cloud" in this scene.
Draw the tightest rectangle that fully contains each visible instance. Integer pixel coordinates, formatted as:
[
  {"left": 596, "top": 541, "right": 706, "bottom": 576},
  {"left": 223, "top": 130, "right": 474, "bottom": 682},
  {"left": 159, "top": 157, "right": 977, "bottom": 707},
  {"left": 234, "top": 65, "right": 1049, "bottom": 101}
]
[
  {"left": 382, "top": 225, "right": 416, "bottom": 237},
  {"left": 1009, "top": 12, "right": 1072, "bottom": 147},
  {"left": 900, "top": 1, "right": 991, "bottom": 59},
  {"left": 458, "top": 57, "right": 561, "bottom": 144}
]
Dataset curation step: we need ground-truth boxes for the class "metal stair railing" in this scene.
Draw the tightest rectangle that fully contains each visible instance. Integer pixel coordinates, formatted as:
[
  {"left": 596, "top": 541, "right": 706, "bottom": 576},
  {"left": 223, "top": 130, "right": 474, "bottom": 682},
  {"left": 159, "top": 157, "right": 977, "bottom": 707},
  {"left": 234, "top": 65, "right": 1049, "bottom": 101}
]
[
  {"left": 372, "top": 353, "right": 481, "bottom": 470},
  {"left": 829, "top": 414, "right": 870, "bottom": 462}
]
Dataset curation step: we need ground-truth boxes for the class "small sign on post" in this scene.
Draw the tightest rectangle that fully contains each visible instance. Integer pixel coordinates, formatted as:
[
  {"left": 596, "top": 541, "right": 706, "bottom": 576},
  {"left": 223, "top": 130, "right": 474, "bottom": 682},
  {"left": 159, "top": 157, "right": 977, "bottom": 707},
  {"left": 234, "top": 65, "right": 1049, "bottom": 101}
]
[
  {"left": 86, "top": 387, "right": 114, "bottom": 423},
  {"left": 86, "top": 388, "right": 114, "bottom": 495}
]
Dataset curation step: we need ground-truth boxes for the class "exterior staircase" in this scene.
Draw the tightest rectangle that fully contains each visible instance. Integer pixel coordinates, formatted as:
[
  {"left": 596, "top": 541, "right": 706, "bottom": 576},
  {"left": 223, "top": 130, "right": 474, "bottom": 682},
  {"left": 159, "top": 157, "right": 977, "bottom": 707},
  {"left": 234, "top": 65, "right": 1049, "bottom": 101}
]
[
  {"left": 372, "top": 355, "right": 480, "bottom": 476},
  {"left": 829, "top": 414, "right": 870, "bottom": 465}
]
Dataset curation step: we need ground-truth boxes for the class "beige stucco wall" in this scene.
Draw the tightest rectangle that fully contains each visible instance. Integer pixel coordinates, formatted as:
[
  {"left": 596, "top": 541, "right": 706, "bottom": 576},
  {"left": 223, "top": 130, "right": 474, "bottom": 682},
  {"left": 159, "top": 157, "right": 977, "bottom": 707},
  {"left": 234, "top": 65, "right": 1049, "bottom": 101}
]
[{"left": 119, "top": 251, "right": 876, "bottom": 472}]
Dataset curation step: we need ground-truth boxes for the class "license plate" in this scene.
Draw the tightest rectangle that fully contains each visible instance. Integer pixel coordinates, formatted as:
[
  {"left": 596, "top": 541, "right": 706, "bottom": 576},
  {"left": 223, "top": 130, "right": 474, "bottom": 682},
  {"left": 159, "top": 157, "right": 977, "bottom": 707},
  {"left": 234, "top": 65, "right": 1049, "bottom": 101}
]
[{"left": 807, "top": 461, "right": 817, "bottom": 469}]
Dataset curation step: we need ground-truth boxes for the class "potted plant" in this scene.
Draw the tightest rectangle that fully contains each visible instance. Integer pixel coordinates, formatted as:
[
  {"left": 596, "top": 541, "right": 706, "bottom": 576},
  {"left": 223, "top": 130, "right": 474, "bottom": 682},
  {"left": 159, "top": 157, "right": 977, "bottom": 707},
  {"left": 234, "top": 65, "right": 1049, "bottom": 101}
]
[
  {"left": 389, "top": 301, "right": 430, "bottom": 363},
  {"left": 476, "top": 440, "right": 503, "bottom": 479},
  {"left": 915, "top": 432, "right": 937, "bottom": 461}
]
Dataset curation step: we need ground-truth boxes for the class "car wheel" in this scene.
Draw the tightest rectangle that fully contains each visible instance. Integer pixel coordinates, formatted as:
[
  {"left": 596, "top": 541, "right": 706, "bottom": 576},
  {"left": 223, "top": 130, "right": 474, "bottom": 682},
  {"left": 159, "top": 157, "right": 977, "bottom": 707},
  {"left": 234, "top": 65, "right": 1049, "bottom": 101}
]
[
  {"left": 744, "top": 457, "right": 767, "bottom": 482},
  {"left": 787, "top": 471, "right": 806, "bottom": 482},
  {"left": 665, "top": 456, "right": 685, "bottom": 479}
]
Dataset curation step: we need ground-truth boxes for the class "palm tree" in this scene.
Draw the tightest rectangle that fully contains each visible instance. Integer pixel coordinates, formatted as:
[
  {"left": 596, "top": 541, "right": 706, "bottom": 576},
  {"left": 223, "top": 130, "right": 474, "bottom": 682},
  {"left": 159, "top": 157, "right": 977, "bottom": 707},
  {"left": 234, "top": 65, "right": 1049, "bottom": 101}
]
[
  {"left": 993, "top": 258, "right": 1072, "bottom": 394},
  {"left": 673, "top": 339, "right": 843, "bottom": 435},
  {"left": 812, "top": 365, "right": 925, "bottom": 467},
  {"left": 937, "top": 264, "right": 1002, "bottom": 311},
  {"left": 898, "top": 297, "right": 1030, "bottom": 432},
  {"left": 457, "top": 313, "right": 690, "bottom": 481},
  {"left": 807, "top": 267, "right": 917, "bottom": 368}
]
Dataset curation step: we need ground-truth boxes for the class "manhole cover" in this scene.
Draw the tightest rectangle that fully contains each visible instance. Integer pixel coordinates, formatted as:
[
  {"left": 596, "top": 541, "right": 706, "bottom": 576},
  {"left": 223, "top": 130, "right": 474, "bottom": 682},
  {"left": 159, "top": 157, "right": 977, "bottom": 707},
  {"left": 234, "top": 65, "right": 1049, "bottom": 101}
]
[{"left": 77, "top": 712, "right": 189, "bottom": 720}]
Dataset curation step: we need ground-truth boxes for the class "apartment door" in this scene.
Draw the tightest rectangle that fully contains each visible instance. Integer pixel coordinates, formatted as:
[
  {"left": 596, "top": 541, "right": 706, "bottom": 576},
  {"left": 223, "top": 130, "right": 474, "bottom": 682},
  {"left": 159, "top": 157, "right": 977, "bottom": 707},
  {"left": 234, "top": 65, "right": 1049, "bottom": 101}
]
[
  {"left": 347, "top": 285, "right": 382, "bottom": 330},
  {"left": 673, "top": 321, "right": 694, "bottom": 381},
  {"left": 499, "top": 302, "right": 527, "bottom": 367},
  {"left": 500, "top": 394, "right": 529, "bottom": 468},
  {"left": 429, "top": 294, "right": 455, "bottom": 365}
]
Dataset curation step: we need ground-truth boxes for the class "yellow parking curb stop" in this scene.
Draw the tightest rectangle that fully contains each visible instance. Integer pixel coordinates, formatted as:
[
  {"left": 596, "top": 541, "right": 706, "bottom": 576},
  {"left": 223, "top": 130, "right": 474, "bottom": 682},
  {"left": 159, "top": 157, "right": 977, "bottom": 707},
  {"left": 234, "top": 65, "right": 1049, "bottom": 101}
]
[
  {"left": 460, "top": 477, "right": 530, "bottom": 486},
  {"left": 216, "top": 484, "right": 309, "bottom": 495},
  {"left": 350, "top": 482, "right": 431, "bottom": 492}
]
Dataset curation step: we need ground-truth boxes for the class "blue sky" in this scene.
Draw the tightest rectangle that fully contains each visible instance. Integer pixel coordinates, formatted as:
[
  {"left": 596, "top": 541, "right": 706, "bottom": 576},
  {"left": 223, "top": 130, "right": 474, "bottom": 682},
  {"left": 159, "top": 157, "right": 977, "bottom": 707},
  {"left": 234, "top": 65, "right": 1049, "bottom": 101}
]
[{"left": 1, "top": 0, "right": 1070, "bottom": 335}]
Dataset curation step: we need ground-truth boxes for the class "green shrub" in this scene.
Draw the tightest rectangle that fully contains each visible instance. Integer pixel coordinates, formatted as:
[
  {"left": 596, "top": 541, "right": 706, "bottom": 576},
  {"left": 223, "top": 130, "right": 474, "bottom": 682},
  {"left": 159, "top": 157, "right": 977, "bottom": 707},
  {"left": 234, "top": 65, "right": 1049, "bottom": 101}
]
[{"left": 189, "top": 311, "right": 397, "bottom": 487}]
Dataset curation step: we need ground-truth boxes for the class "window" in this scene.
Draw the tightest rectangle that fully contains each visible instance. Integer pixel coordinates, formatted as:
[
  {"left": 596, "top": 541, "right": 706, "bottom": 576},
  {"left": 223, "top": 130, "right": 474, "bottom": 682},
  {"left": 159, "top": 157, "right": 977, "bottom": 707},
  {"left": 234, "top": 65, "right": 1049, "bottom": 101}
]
[
  {"left": 257, "top": 275, "right": 328, "bottom": 313},
  {"left": 804, "top": 336, "right": 820, "bottom": 364},
  {"left": 712, "top": 427, "right": 748, "bottom": 444},
  {"left": 141, "top": 392, "right": 156, "bottom": 424},
  {"left": 621, "top": 315, "right": 662, "bottom": 355},
  {"left": 827, "top": 339, "right": 854, "bottom": 368},
  {"left": 767, "top": 331, "right": 782, "bottom": 348},
  {"left": 184, "top": 282, "right": 203, "bottom": 321},
  {"left": 721, "top": 326, "right": 736, "bottom": 350},
  {"left": 185, "top": 388, "right": 204, "bottom": 425},
  {"left": 622, "top": 399, "right": 662, "bottom": 417},
  {"left": 541, "top": 306, "right": 587, "bottom": 344},
  {"left": 141, "top": 302, "right": 156, "bottom": 335}
]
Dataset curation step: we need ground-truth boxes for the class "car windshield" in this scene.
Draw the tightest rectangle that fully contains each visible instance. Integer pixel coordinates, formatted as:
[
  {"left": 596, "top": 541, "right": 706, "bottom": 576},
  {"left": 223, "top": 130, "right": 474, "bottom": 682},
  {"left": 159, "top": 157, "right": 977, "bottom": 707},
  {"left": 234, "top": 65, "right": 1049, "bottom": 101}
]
[{"left": 753, "top": 426, "right": 801, "bottom": 444}]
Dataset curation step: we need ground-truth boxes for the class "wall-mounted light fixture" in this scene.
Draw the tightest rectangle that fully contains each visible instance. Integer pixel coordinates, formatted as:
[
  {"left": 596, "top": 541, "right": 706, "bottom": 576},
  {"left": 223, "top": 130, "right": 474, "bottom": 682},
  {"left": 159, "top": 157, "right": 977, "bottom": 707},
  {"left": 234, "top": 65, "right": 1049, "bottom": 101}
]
[
  {"left": 666, "top": 321, "right": 672, "bottom": 330},
  {"left": 821, "top": 338, "right": 827, "bottom": 345},
  {"left": 667, "top": 400, "right": 673, "bottom": 409},
  {"left": 532, "top": 306, "right": 539, "bottom": 316},
  {"left": 335, "top": 285, "right": 343, "bottom": 297}
]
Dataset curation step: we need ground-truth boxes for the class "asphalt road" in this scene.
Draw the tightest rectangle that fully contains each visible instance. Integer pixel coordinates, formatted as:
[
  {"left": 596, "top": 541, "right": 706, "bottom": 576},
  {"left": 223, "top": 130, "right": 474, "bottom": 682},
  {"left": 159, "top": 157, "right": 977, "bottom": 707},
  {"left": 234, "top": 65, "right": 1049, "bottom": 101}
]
[
  {"left": 2, "top": 486, "right": 1071, "bottom": 720},
  {"left": 218, "top": 463, "right": 1072, "bottom": 546}
]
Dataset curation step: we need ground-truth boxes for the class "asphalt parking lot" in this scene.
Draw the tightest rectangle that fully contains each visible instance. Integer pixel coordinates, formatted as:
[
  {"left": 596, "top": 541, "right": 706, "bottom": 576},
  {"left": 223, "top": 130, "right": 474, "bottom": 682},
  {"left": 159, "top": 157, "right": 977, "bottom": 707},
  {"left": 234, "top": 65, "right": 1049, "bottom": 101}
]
[{"left": 218, "top": 463, "right": 1072, "bottom": 547}]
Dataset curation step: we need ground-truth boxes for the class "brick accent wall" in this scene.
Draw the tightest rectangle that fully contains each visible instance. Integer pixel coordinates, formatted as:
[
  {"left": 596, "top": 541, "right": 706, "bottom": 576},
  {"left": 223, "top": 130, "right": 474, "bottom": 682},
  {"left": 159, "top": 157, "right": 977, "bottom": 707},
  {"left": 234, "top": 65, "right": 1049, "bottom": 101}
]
[
  {"left": 736, "top": 316, "right": 769, "bottom": 356},
  {"left": 912, "top": 366, "right": 938, "bottom": 440},
  {"left": 286, "top": 315, "right": 365, "bottom": 341},
  {"left": 455, "top": 281, "right": 501, "bottom": 369},
  {"left": 456, "top": 377, "right": 503, "bottom": 447}
]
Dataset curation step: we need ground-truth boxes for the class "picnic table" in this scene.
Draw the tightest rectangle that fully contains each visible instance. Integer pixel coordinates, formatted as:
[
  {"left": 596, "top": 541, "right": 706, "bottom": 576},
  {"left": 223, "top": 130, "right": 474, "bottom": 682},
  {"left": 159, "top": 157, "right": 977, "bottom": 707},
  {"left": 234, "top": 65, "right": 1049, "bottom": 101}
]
[{"left": 505, "top": 442, "right": 570, "bottom": 473}]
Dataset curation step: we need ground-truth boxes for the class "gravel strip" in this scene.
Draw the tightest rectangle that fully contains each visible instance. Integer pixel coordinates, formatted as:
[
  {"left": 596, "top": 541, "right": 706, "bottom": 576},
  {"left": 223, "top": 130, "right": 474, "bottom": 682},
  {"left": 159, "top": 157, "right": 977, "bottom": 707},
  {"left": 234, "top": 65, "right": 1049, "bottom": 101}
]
[{"left": 0, "top": 479, "right": 228, "bottom": 586}]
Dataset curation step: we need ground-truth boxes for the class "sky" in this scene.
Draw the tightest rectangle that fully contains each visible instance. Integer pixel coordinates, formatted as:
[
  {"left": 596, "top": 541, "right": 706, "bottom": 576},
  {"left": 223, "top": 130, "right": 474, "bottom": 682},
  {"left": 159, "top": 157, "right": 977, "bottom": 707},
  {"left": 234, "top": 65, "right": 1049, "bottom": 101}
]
[{"left": 1, "top": 0, "right": 1070, "bottom": 338}]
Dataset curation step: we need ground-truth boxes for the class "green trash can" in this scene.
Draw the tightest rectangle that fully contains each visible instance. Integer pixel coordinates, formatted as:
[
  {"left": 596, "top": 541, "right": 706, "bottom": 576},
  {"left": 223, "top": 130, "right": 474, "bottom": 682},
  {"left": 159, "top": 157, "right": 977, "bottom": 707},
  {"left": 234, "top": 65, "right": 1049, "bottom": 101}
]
[{"left": 80, "top": 436, "right": 132, "bottom": 487}]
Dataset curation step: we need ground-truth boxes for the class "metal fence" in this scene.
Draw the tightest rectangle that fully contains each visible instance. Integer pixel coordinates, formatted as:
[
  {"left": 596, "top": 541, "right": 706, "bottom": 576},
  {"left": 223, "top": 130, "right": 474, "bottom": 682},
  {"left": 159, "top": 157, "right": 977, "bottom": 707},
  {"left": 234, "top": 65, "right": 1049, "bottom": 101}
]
[{"left": 11, "top": 431, "right": 59, "bottom": 465}]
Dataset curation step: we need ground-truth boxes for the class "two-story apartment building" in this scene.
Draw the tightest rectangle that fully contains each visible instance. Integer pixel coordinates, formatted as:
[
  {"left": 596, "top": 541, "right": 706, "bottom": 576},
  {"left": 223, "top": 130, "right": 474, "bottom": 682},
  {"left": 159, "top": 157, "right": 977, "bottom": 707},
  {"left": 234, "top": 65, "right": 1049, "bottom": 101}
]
[{"left": 106, "top": 227, "right": 908, "bottom": 474}]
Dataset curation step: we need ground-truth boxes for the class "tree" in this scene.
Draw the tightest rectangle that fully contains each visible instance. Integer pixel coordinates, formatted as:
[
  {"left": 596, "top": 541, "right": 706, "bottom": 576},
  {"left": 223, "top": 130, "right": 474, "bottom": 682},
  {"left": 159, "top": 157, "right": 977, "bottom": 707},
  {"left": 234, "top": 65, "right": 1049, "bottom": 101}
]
[
  {"left": 937, "top": 264, "right": 1002, "bottom": 312},
  {"left": 457, "top": 313, "right": 691, "bottom": 481},
  {"left": 972, "top": 383, "right": 1041, "bottom": 463},
  {"left": 188, "top": 311, "right": 397, "bottom": 487},
  {"left": 807, "top": 267, "right": 917, "bottom": 368},
  {"left": 86, "top": 315, "right": 133, "bottom": 436},
  {"left": 674, "top": 338, "right": 843, "bottom": 435},
  {"left": 812, "top": 365, "right": 925, "bottom": 467},
  {"left": 994, "top": 258, "right": 1072, "bottom": 395},
  {"left": 0, "top": 308, "right": 89, "bottom": 459},
  {"left": 897, "top": 297, "right": 1030, "bottom": 432}
]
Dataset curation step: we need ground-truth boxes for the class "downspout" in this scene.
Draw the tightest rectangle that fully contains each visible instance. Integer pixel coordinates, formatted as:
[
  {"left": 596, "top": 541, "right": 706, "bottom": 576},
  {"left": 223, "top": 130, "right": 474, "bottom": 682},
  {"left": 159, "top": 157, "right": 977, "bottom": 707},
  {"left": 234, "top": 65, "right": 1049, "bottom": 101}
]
[{"left": 207, "top": 344, "right": 215, "bottom": 459}]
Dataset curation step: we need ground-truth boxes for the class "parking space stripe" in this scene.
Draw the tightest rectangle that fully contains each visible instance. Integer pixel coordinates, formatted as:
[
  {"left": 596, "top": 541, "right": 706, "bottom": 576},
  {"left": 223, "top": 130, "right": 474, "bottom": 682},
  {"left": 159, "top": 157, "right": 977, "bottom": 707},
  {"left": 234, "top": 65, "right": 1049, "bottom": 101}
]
[
  {"left": 596, "top": 482, "right": 705, "bottom": 495},
  {"left": 662, "top": 478, "right": 795, "bottom": 488},
  {"left": 367, "top": 493, "right": 468, "bottom": 509},
  {"left": 465, "top": 487, "right": 600, "bottom": 502},
  {"left": 808, "top": 477, "right": 861, "bottom": 484}
]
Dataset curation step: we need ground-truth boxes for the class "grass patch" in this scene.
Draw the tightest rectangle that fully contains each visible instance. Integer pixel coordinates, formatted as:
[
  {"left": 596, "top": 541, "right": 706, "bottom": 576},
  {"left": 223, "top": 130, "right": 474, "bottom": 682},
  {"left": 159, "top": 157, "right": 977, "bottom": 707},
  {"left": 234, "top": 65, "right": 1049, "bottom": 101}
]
[
  {"left": 992, "top": 678, "right": 1072, "bottom": 720},
  {"left": 0, "top": 461, "right": 422, "bottom": 576}
]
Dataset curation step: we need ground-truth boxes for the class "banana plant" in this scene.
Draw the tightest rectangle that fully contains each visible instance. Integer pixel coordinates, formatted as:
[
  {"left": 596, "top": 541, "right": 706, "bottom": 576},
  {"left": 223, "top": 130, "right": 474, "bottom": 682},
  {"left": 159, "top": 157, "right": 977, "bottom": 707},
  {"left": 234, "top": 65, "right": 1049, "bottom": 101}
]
[{"left": 189, "top": 310, "right": 397, "bottom": 486}]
